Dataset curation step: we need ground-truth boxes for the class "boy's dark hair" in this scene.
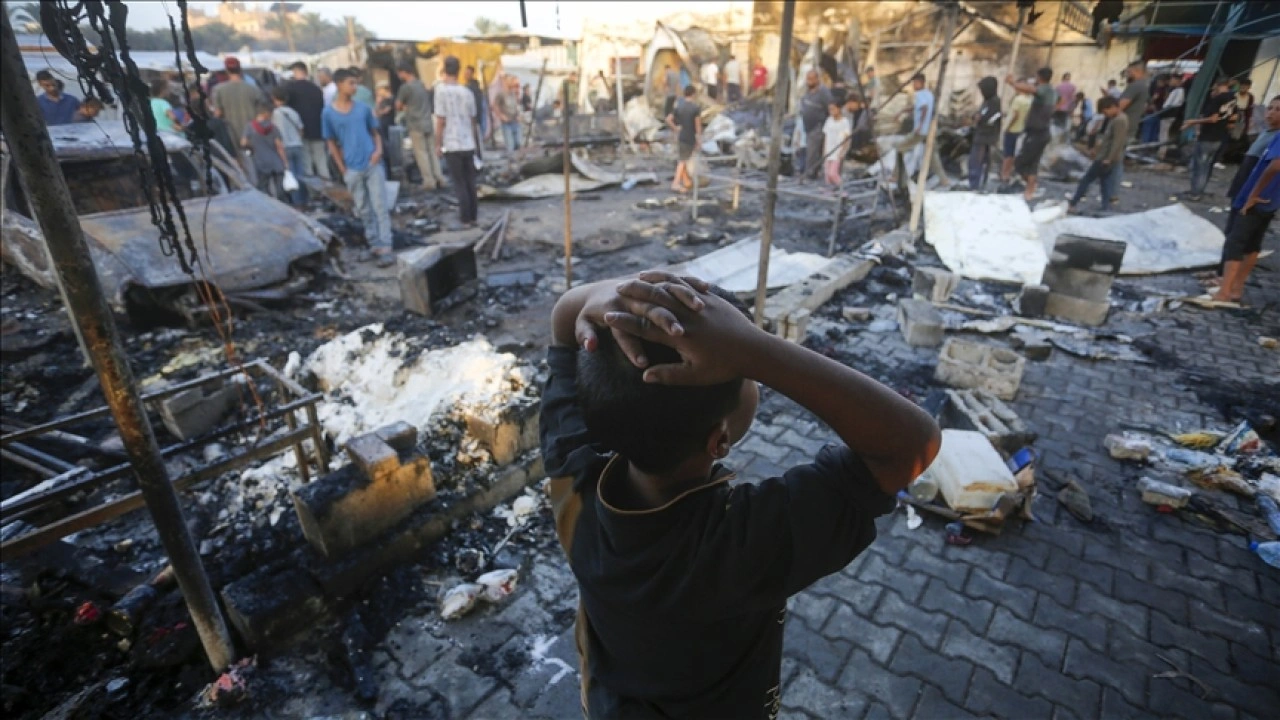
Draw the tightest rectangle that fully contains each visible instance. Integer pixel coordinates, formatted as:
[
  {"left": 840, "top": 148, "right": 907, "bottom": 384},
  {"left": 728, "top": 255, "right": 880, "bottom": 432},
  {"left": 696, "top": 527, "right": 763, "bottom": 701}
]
[
  {"left": 1037, "top": 67, "right": 1053, "bottom": 82},
  {"left": 684, "top": 85, "right": 696, "bottom": 97},
  {"left": 82, "top": 97, "right": 103, "bottom": 109},
  {"left": 398, "top": 62, "right": 418, "bottom": 77},
  {"left": 255, "top": 100, "right": 272, "bottom": 115},
  {"left": 289, "top": 61, "right": 308, "bottom": 72},
  {"left": 911, "top": 73, "right": 925, "bottom": 84},
  {"left": 1097, "top": 96, "right": 1117, "bottom": 111},
  {"left": 577, "top": 286, "right": 748, "bottom": 474},
  {"left": 444, "top": 56, "right": 461, "bottom": 77},
  {"left": 36, "top": 69, "right": 54, "bottom": 82},
  {"left": 1239, "top": 78, "right": 1252, "bottom": 87},
  {"left": 334, "top": 68, "right": 356, "bottom": 84},
  {"left": 271, "top": 85, "right": 290, "bottom": 102},
  {"left": 150, "top": 78, "right": 168, "bottom": 97}
]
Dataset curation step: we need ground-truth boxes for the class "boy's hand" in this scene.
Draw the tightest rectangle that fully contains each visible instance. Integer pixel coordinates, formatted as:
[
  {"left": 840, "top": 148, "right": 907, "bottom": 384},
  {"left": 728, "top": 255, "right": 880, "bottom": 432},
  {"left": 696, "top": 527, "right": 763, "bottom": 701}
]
[
  {"left": 606, "top": 280, "right": 764, "bottom": 385},
  {"left": 575, "top": 273, "right": 708, "bottom": 367}
]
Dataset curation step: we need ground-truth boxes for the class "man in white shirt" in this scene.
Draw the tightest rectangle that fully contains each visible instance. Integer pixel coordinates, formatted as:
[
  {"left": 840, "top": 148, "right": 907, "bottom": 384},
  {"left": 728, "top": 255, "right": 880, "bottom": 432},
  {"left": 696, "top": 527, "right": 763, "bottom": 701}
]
[
  {"left": 319, "top": 67, "right": 336, "bottom": 105},
  {"left": 701, "top": 60, "right": 720, "bottom": 101},
  {"left": 724, "top": 55, "right": 742, "bottom": 102},
  {"left": 1160, "top": 74, "right": 1186, "bottom": 143},
  {"left": 434, "top": 56, "right": 480, "bottom": 228}
]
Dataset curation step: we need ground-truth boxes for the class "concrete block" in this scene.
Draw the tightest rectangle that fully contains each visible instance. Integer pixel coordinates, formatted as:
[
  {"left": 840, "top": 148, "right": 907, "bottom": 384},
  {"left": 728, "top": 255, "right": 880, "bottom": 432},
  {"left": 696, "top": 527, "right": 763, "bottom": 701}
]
[
  {"left": 465, "top": 399, "right": 539, "bottom": 466},
  {"left": 842, "top": 307, "right": 872, "bottom": 322},
  {"left": 375, "top": 421, "right": 418, "bottom": 455},
  {"left": 399, "top": 243, "right": 478, "bottom": 317},
  {"left": 933, "top": 339, "right": 1025, "bottom": 401},
  {"left": 942, "top": 389, "right": 1037, "bottom": 453},
  {"left": 1015, "top": 284, "right": 1050, "bottom": 317},
  {"left": 345, "top": 433, "right": 400, "bottom": 483},
  {"left": 1044, "top": 293, "right": 1110, "bottom": 326},
  {"left": 782, "top": 308, "right": 811, "bottom": 343},
  {"left": 919, "top": 429, "right": 1019, "bottom": 513},
  {"left": 759, "top": 253, "right": 877, "bottom": 332},
  {"left": 911, "top": 267, "right": 958, "bottom": 303},
  {"left": 221, "top": 565, "right": 328, "bottom": 649},
  {"left": 897, "top": 298, "right": 945, "bottom": 347},
  {"left": 157, "top": 382, "right": 237, "bottom": 441},
  {"left": 1042, "top": 234, "right": 1126, "bottom": 327}
]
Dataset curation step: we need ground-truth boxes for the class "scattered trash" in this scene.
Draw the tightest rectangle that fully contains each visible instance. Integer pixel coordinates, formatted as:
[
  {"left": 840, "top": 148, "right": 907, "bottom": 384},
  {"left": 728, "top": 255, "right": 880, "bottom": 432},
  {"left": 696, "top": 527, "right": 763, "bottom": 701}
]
[
  {"left": 1257, "top": 495, "right": 1280, "bottom": 536},
  {"left": 944, "top": 521, "right": 972, "bottom": 546},
  {"left": 1057, "top": 479, "right": 1094, "bottom": 523},
  {"left": 1259, "top": 473, "right": 1280, "bottom": 504},
  {"left": 1105, "top": 433, "right": 1153, "bottom": 461},
  {"left": 1189, "top": 467, "right": 1255, "bottom": 498},
  {"left": 867, "top": 319, "right": 898, "bottom": 333},
  {"left": 905, "top": 505, "right": 923, "bottom": 530},
  {"left": 1161, "top": 447, "right": 1221, "bottom": 471},
  {"left": 1250, "top": 541, "right": 1280, "bottom": 568},
  {"left": 907, "top": 474, "right": 939, "bottom": 502},
  {"left": 197, "top": 657, "right": 254, "bottom": 708},
  {"left": 105, "top": 677, "right": 129, "bottom": 696},
  {"left": 1168, "top": 430, "right": 1224, "bottom": 450},
  {"left": 842, "top": 307, "right": 872, "bottom": 322},
  {"left": 455, "top": 548, "right": 487, "bottom": 575},
  {"left": 1137, "top": 477, "right": 1193, "bottom": 509},
  {"left": 477, "top": 569, "right": 519, "bottom": 603},
  {"left": 1219, "top": 421, "right": 1262, "bottom": 455},
  {"left": 1259, "top": 336, "right": 1279, "bottom": 349},
  {"left": 440, "top": 583, "right": 484, "bottom": 620},
  {"left": 73, "top": 600, "right": 101, "bottom": 626}
]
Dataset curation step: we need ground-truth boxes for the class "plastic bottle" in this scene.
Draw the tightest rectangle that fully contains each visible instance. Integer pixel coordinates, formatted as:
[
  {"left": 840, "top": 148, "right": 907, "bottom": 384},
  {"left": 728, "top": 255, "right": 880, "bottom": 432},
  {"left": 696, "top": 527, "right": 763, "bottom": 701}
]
[
  {"left": 1258, "top": 495, "right": 1280, "bottom": 536},
  {"left": 1250, "top": 541, "right": 1280, "bottom": 569}
]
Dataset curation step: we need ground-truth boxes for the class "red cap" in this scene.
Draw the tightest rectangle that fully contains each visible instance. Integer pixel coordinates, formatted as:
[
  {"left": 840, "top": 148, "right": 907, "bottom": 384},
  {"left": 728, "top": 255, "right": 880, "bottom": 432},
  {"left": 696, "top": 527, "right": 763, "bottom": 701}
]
[{"left": 224, "top": 56, "right": 241, "bottom": 71}]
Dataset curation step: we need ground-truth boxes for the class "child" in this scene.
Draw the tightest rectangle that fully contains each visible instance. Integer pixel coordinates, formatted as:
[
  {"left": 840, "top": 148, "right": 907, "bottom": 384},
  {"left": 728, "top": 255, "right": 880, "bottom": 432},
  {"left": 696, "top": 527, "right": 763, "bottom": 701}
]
[
  {"left": 1068, "top": 96, "right": 1128, "bottom": 213},
  {"left": 72, "top": 97, "right": 104, "bottom": 123},
  {"left": 542, "top": 271, "right": 940, "bottom": 718},
  {"left": 822, "top": 101, "right": 851, "bottom": 188},
  {"left": 270, "top": 86, "right": 308, "bottom": 205},
  {"left": 241, "top": 101, "right": 288, "bottom": 201},
  {"left": 666, "top": 86, "right": 701, "bottom": 193},
  {"left": 150, "top": 78, "right": 181, "bottom": 135}
]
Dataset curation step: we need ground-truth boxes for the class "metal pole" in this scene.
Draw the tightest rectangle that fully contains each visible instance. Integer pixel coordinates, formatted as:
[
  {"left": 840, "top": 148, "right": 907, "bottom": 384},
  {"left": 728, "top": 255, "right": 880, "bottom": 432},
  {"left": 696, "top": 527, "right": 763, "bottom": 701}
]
[
  {"left": 753, "top": 0, "right": 796, "bottom": 327},
  {"left": 0, "top": 11, "right": 234, "bottom": 673},
  {"left": 908, "top": 2, "right": 958, "bottom": 236},
  {"left": 1185, "top": 2, "right": 1245, "bottom": 125},
  {"left": 562, "top": 81, "right": 573, "bottom": 290},
  {"left": 1000, "top": 6, "right": 1029, "bottom": 116},
  {"left": 1046, "top": 0, "right": 1065, "bottom": 67}
]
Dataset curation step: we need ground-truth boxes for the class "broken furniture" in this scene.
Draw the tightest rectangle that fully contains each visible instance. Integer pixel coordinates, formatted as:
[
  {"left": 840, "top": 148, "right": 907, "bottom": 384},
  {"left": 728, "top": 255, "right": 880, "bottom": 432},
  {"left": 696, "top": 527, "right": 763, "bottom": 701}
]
[
  {"left": 0, "top": 360, "right": 329, "bottom": 558},
  {"left": 934, "top": 338, "right": 1026, "bottom": 401},
  {"left": 1042, "top": 234, "right": 1127, "bottom": 327},
  {"left": 398, "top": 243, "right": 479, "bottom": 316}
]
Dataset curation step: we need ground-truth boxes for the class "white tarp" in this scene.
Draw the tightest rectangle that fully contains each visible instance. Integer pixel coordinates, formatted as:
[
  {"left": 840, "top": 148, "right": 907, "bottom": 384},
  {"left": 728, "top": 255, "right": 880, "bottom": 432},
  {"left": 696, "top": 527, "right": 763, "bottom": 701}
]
[
  {"left": 1038, "top": 204, "right": 1225, "bottom": 275},
  {"left": 923, "top": 191, "right": 1049, "bottom": 285},
  {"left": 664, "top": 236, "right": 832, "bottom": 293}
]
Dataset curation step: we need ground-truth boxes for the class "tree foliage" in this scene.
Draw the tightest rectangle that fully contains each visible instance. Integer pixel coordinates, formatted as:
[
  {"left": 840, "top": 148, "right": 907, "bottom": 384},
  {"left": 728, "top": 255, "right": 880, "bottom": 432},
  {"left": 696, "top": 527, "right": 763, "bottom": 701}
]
[{"left": 470, "top": 16, "right": 512, "bottom": 36}]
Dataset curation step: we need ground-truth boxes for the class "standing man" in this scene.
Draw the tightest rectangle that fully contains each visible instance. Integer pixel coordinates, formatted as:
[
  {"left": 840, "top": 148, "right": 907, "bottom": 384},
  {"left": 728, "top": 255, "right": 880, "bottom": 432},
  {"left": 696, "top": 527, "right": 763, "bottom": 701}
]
[
  {"left": 225, "top": 57, "right": 258, "bottom": 87},
  {"left": 1214, "top": 120, "right": 1279, "bottom": 303},
  {"left": 863, "top": 66, "right": 879, "bottom": 109},
  {"left": 34, "top": 71, "right": 81, "bottom": 126},
  {"left": 1233, "top": 78, "right": 1256, "bottom": 145},
  {"left": 751, "top": 59, "right": 768, "bottom": 97},
  {"left": 284, "top": 61, "right": 330, "bottom": 180},
  {"left": 464, "top": 66, "right": 491, "bottom": 145},
  {"left": 435, "top": 56, "right": 481, "bottom": 229},
  {"left": 1004, "top": 68, "right": 1056, "bottom": 202},
  {"left": 1140, "top": 74, "right": 1169, "bottom": 143},
  {"left": 323, "top": 68, "right": 393, "bottom": 267},
  {"left": 396, "top": 62, "right": 446, "bottom": 190},
  {"left": 724, "top": 54, "right": 742, "bottom": 103},
  {"left": 1102, "top": 79, "right": 1122, "bottom": 99},
  {"left": 1111, "top": 60, "right": 1149, "bottom": 201},
  {"left": 318, "top": 68, "right": 337, "bottom": 106},
  {"left": 701, "top": 58, "right": 720, "bottom": 101},
  {"left": 1218, "top": 96, "right": 1280, "bottom": 280},
  {"left": 214, "top": 60, "right": 265, "bottom": 177},
  {"left": 1159, "top": 74, "right": 1186, "bottom": 144},
  {"left": 351, "top": 68, "right": 375, "bottom": 107},
  {"left": 1053, "top": 72, "right": 1076, "bottom": 130},
  {"left": 1182, "top": 78, "right": 1237, "bottom": 201},
  {"left": 1067, "top": 96, "right": 1127, "bottom": 213},
  {"left": 494, "top": 75, "right": 523, "bottom": 150},
  {"left": 968, "top": 76, "right": 1001, "bottom": 191},
  {"left": 666, "top": 85, "right": 702, "bottom": 193},
  {"left": 799, "top": 70, "right": 832, "bottom": 182},
  {"left": 895, "top": 73, "right": 950, "bottom": 189},
  {"left": 663, "top": 64, "right": 681, "bottom": 120}
]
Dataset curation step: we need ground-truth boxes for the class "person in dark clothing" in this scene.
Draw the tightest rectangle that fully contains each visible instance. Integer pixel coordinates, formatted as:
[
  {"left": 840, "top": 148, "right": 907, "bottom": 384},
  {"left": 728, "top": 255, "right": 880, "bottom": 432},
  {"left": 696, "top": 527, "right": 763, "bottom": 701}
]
[
  {"left": 464, "top": 66, "right": 489, "bottom": 146},
  {"left": 798, "top": 70, "right": 832, "bottom": 181},
  {"left": 189, "top": 87, "right": 236, "bottom": 159},
  {"left": 666, "top": 86, "right": 701, "bottom": 193},
  {"left": 968, "top": 76, "right": 1002, "bottom": 190},
  {"left": 1217, "top": 96, "right": 1280, "bottom": 277},
  {"left": 1183, "top": 78, "right": 1237, "bottom": 200},
  {"left": 435, "top": 56, "right": 480, "bottom": 228},
  {"left": 542, "top": 270, "right": 940, "bottom": 719},
  {"left": 284, "top": 61, "right": 330, "bottom": 180},
  {"left": 1005, "top": 67, "right": 1056, "bottom": 201},
  {"left": 35, "top": 71, "right": 81, "bottom": 126}
]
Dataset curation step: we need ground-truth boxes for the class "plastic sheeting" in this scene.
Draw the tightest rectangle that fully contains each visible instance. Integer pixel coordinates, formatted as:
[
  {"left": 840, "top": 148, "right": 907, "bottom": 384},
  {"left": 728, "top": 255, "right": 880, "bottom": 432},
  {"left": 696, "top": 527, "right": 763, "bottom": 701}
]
[
  {"left": 1037, "top": 204, "right": 1226, "bottom": 275},
  {"left": 923, "top": 192, "right": 1049, "bottom": 285},
  {"left": 663, "top": 236, "right": 832, "bottom": 293}
]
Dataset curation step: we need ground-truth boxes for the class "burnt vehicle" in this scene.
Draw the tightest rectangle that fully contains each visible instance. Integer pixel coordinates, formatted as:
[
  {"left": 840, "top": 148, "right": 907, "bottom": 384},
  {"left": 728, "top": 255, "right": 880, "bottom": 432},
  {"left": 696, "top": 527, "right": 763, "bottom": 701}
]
[{"left": 1, "top": 121, "right": 335, "bottom": 325}]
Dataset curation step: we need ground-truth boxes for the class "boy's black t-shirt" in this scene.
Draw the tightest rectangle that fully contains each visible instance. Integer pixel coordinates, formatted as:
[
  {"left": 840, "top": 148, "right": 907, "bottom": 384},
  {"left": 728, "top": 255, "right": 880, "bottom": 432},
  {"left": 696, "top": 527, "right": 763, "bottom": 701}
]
[
  {"left": 1199, "top": 92, "right": 1237, "bottom": 143},
  {"left": 540, "top": 346, "right": 896, "bottom": 719}
]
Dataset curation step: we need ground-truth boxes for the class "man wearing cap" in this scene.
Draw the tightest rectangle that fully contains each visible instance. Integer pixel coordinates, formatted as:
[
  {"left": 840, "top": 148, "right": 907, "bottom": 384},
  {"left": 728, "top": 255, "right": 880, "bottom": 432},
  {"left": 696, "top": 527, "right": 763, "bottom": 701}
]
[
  {"left": 285, "top": 61, "right": 330, "bottom": 180},
  {"left": 214, "top": 57, "right": 266, "bottom": 177}
]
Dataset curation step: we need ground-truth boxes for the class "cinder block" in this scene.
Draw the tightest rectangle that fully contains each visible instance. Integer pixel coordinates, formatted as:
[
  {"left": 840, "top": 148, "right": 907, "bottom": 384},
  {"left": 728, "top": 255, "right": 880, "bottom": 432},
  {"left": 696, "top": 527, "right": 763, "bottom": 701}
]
[
  {"left": 157, "top": 382, "right": 237, "bottom": 441},
  {"left": 1015, "top": 284, "right": 1050, "bottom": 317},
  {"left": 911, "top": 267, "right": 958, "bottom": 303},
  {"left": 399, "top": 243, "right": 479, "bottom": 316},
  {"left": 221, "top": 565, "right": 328, "bottom": 649},
  {"left": 465, "top": 400, "right": 539, "bottom": 466},
  {"left": 1042, "top": 234, "right": 1126, "bottom": 327},
  {"left": 942, "top": 389, "right": 1037, "bottom": 453},
  {"left": 292, "top": 425, "right": 436, "bottom": 558},
  {"left": 933, "top": 339, "right": 1025, "bottom": 401},
  {"left": 374, "top": 421, "right": 418, "bottom": 455},
  {"left": 1045, "top": 293, "right": 1110, "bottom": 326},
  {"left": 897, "top": 298, "right": 945, "bottom": 347}
]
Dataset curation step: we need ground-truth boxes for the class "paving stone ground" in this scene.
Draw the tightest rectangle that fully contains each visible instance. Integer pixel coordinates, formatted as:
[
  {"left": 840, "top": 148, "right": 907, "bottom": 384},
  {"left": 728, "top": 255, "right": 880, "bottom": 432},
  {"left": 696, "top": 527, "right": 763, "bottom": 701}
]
[{"left": 280, "top": 164, "right": 1279, "bottom": 719}]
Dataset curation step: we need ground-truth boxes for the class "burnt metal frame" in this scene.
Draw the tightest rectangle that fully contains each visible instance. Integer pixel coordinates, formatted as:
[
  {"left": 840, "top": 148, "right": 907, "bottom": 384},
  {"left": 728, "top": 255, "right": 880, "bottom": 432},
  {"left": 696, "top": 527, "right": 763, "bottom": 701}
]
[{"left": 0, "top": 359, "right": 329, "bottom": 558}]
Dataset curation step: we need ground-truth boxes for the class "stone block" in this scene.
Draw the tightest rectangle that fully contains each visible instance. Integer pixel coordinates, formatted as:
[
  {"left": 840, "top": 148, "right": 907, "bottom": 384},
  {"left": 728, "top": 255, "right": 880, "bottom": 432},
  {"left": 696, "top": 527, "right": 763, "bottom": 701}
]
[
  {"left": 464, "top": 399, "right": 539, "bottom": 466},
  {"left": 1045, "top": 293, "right": 1110, "bottom": 326},
  {"left": 157, "top": 381, "right": 237, "bottom": 441},
  {"left": 398, "top": 243, "right": 478, "bottom": 317},
  {"left": 1014, "top": 284, "right": 1050, "bottom": 317},
  {"left": 221, "top": 565, "right": 328, "bottom": 649},
  {"left": 375, "top": 421, "right": 419, "bottom": 454},
  {"left": 942, "top": 389, "right": 1036, "bottom": 453},
  {"left": 345, "top": 433, "right": 401, "bottom": 483},
  {"left": 759, "top": 253, "right": 877, "bottom": 331},
  {"left": 911, "top": 267, "right": 958, "bottom": 303},
  {"left": 781, "top": 307, "right": 811, "bottom": 343},
  {"left": 934, "top": 339, "right": 1025, "bottom": 400},
  {"left": 1042, "top": 234, "right": 1126, "bottom": 327},
  {"left": 897, "top": 298, "right": 945, "bottom": 347}
]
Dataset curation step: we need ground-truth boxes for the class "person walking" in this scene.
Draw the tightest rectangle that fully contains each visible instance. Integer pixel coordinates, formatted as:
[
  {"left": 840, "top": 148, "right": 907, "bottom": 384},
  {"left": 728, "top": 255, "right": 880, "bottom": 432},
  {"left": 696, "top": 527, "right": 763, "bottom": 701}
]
[
  {"left": 895, "top": 73, "right": 950, "bottom": 189},
  {"left": 270, "top": 86, "right": 308, "bottom": 205},
  {"left": 1214, "top": 125, "right": 1279, "bottom": 303},
  {"left": 1159, "top": 74, "right": 1186, "bottom": 145},
  {"left": 667, "top": 86, "right": 702, "bottom": 193},
  {"left": 968, "top": 76, "right": 1001, "bottom": 191},
  {"left": 35, "top": 71, "right": 81, "bottom": 126},
  {"left": 214, "top": 60, "right": 265, "bottom": 179},
  {"left": 799, "top": 70, "right": 832, "bottom": 181},
  {"left": 1004, "top": 68, "right": 1056, "bottom": 202},
  {"left": 724, "top": 55, "right": 742, "bottom": 102},
  {"left": 1182, "top": 78, "right": 1237, "bottom": 201},
  {"left": 701, "top": 59, "right": 720, "bottom": 101},
  {"left": 1067, "top": 96, "right": 1127, "bottom": 212},
  {"left": 494, "top": 75, "right": 523, "bottom": 150},
  {"left": 284, "top": 61, "right": 330, "bottom": 180},
  {"left": 435, "top": 56, "right": 481, "bottom": 229},
  {"left": 397, "top": 63, "right": 446, "bottom": 190},
  {"left": 751, "top": 59, "right": 768, "bottom": 96},
  {"left": 323, "top": 68, "right": 394, "bottom": 267},
  {"left": 1109, "top": 61, "right": 1150, "bottom": 203}
]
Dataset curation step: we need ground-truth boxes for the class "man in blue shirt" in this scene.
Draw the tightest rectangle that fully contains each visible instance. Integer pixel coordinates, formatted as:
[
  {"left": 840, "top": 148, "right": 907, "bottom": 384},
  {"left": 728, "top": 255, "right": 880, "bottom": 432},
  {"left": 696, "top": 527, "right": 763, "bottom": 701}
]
[
  {"left": 323, "top": 68, "right": 393, "bottom": 267},
  {"left": 35, "top": 70, "right": 81, "bottom": 126},
  {"left": 1214, "top": 113, "right": 1280, "bottom": 303}
]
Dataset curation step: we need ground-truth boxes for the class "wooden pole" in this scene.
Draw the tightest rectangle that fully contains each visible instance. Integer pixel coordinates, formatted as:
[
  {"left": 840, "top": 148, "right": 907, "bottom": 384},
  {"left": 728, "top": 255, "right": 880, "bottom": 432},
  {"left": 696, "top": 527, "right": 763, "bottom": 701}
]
[
  {"left": 1046, "top": 0, "right": 1065, "bottom": 67},
  {"left": 0, "top": 10, "right": 235, "bottom": 673},
  {"left": 753, "top": 0, "right": 796, "bottom": 327},
  {"left": 615, "top": 46, "right": 627, "bottom": 170},
  {"left": 1001, "top": 6, "right": 1029, "bottom": 113},
  {"left": 908, "top": 2, "right": 958, "bottom": 236},
  {"left": 525, "top": 58, "right": 549, "bottom": 148},
  {"left": 562, "top": 82, "right": 573, "bottom": 289}
]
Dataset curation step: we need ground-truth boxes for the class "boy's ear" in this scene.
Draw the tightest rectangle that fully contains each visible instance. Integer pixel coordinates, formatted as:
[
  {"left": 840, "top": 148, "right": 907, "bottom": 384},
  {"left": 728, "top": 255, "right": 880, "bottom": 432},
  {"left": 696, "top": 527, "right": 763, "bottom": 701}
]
[{"left": 706, "top": 419, "right": 732, "bottom": 460}]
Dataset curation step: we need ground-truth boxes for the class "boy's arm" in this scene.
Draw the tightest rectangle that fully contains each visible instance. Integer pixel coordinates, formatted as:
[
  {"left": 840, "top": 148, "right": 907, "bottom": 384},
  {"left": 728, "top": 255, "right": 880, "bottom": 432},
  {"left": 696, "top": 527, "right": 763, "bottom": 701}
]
[
  {"left": 1242, "top": 157, "right": 1280, "bottom": 214},
  {"left": 609, "top": 277, "right": 941, "bottom": 493}
]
